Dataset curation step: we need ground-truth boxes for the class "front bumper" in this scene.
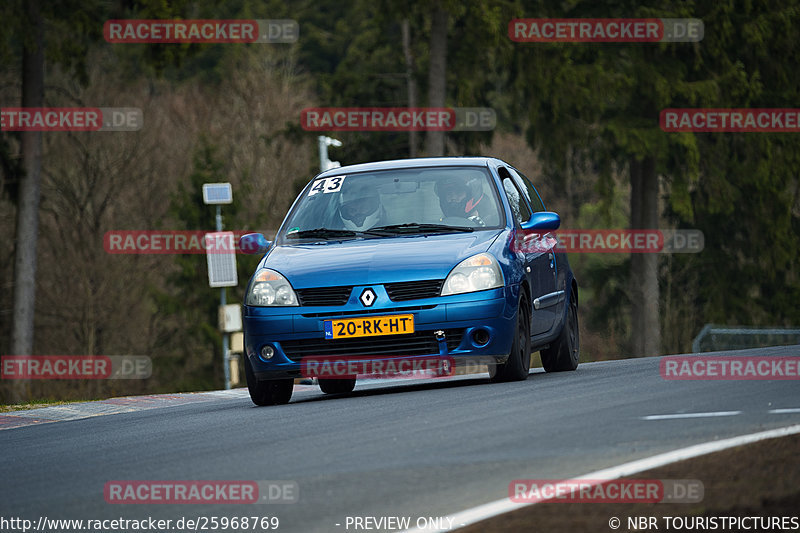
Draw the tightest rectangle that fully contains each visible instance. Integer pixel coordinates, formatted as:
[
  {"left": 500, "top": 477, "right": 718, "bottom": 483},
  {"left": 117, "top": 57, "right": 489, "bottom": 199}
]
[{"left": 244, "top": 286, "right": 518, "bottom": 380}]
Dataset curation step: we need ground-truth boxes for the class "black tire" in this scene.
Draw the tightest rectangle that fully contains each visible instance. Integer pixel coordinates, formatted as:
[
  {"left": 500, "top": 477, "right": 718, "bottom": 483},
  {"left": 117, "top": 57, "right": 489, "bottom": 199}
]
[
  {"left": 490, "top": 295, "right": 531, "bottom": 382},
  {"left": 318, "top": 378, "right": 357, "bottom": 394},
  {"left": 244, "top": 356, "right": 293, "bottom": 406},
  {"left": 541, "top": 290, "right": 579, "bottom": 372}
]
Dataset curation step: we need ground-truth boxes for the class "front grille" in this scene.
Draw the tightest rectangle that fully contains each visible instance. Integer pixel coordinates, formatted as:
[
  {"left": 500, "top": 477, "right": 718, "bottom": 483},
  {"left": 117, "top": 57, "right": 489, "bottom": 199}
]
[
  {"left": 281, "top": 329, "right": 464, "bottom": 361},
  {"left": 296, "top": 286, "right": 353, "bottom": 306},
  {"left": 301, "top": 305, "right": 435, "bottom": 319},
  {"left": 385, "top": 279, "right": 444, "bottom": 301}
]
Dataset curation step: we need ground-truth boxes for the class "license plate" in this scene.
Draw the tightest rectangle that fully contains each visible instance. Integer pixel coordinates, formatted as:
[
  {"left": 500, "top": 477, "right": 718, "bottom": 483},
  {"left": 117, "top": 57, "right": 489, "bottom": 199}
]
[{"left": 324, "top": 314, "right": 415, "bottom": 340}]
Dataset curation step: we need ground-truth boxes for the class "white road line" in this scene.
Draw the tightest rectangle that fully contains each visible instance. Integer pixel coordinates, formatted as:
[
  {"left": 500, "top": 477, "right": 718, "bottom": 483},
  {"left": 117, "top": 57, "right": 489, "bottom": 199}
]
[
  {"left": 769, "top": 408, "right": 800, "bottom": 414},
  {"left": 403, "top": 423, "right": 800, "bottom": 533},
  {"left": 641, "top": 411, "right": 741, "bottom": 420}
]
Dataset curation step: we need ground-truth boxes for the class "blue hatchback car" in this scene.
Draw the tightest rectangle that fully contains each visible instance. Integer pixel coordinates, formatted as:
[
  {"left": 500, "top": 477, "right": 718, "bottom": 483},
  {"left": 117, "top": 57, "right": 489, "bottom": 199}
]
[{"left": 239, "top": 157, "right": 579, "bottom": 405}]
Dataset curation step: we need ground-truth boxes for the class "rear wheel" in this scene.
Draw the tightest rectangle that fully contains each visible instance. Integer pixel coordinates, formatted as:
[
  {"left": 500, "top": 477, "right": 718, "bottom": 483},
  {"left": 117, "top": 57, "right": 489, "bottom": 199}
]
[
  {"left": 319, "top": 378, "right": 357, "bottom": 394},
  {"left": 490, "top": 295, "right": 531, "bottom": 382},
  {"left": 541, "top": 290, "right": 579, "bottom": 372},
  {"left": 244, "top": 356, "right": 293, "bottom": 406}
]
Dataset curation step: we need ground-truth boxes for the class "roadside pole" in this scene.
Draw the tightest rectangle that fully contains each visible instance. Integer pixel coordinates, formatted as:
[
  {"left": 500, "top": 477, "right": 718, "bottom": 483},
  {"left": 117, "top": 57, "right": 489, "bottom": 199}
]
[
  {"left": 203, "top": 183, "right": 237, "bottom": 390},
  {"left": 318, "top": 135, "right": 342, "bottom": 172}
]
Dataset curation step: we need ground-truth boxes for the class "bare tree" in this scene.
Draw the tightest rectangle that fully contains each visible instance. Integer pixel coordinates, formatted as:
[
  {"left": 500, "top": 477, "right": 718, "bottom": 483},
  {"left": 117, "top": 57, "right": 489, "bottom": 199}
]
[
  {"left": 630, "top": 156, "right": 660, "bottom": 356},
  {"left": 424, "top": 1, "right": 448, "bottom": 157},
  {"left": 402, "top": 19, "right": 418, "bottom": 158},
  {"left": 9, "top": 0, "right": 44, "bottom": 402}
]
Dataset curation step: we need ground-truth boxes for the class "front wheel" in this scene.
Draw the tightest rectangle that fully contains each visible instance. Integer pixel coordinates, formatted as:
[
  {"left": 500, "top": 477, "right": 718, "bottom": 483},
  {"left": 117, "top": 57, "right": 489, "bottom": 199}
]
[
  {"left": 540, "top": 290, "right": 579, "bottom": 372},
  {"left": 244, "top": 356, "right": 293, "bottom": 406},
  {"left": 490, "top": 295, "right": 531, "bottom": 382}
]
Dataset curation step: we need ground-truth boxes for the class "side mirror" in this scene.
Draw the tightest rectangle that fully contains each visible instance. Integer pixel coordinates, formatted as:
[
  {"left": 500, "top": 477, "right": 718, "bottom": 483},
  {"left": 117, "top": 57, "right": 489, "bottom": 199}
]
[
  {"left": 520, "top": 211, "right": 560, "bottom": 231},
  {"left": 239, "top": 233, "right": 271, "bottom": 255}
]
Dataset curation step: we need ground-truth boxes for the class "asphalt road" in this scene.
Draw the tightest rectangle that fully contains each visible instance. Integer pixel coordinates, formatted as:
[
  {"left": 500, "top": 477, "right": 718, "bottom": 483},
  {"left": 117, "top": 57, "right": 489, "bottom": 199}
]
[{"left": 2, "top": 345, "right": 799, "bottom": 533}]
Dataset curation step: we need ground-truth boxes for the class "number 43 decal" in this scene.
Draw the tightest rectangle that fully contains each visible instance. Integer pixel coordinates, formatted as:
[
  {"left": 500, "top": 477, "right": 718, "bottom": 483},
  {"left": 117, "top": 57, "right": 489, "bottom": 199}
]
[{"left": 308, "top": 176, "right": 346, "bottom": 195}]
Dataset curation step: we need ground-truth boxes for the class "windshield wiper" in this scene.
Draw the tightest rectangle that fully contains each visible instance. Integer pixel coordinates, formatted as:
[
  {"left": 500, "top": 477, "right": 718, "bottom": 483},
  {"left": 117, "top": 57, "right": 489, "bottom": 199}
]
[
  {"left": 285, "top": 227, "right": 390, "bottom": 241},
  {"left": 369, "top": 223, "right": 474, "bottom": 234},
  {"left": 285, "top": 228, "right": 360, "bottom": 240}
]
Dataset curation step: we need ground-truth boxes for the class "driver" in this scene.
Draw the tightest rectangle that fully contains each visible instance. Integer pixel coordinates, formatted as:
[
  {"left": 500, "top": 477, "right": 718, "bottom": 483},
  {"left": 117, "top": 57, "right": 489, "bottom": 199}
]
[
  {"left": 435, "top": 176, "right": 485, "bottom": 226},
  {"left": 337, "top": 183, "right": 383, "bottom": 231}
]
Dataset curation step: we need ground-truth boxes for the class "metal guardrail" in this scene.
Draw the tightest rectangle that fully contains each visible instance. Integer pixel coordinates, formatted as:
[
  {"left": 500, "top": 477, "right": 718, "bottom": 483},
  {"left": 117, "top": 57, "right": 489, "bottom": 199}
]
[{"left": 691, "top": 324, "right": 800, "bottom": 353}]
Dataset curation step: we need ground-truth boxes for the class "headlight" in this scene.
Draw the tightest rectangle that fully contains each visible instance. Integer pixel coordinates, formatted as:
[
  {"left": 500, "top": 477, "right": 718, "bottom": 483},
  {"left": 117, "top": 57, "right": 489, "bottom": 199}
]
[
  {"left": 441, "top": 253, "right": 504, "bottom": 296},
  {"left": 246, "top": 269, "right": 298, "bottom": 306}
]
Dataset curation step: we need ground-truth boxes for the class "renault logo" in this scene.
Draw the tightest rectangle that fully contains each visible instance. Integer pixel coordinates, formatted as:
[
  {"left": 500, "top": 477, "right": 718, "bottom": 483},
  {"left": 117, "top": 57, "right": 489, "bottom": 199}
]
[{"left": 359, "top": 288, "right": 376, "bottom": 307}]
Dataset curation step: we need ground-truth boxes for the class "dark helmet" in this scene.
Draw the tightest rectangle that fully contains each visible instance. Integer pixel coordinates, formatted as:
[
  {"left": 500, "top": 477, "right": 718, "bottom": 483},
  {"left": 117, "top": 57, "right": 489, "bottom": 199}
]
[{"left": 435, "top": 176, "right": 483, "bottom": 218}]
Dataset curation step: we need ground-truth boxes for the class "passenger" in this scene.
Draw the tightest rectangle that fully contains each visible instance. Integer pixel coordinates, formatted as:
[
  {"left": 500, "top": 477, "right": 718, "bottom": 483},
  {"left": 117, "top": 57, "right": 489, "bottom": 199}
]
[{"left": 435, "top": 176, "right": 486, "bottom": 226}]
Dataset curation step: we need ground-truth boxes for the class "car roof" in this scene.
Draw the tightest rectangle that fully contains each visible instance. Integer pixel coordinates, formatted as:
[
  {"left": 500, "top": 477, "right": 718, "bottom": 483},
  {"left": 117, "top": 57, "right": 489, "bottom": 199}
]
[{"left": 316, "top": 157, "right": 507, "bottom": 178}]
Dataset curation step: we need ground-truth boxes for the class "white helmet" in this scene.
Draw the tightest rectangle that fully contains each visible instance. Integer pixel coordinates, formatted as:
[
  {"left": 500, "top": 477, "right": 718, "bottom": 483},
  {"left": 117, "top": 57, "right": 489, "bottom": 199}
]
[{"left": 339, "top": 184, "right": 381, "bottom": 231}]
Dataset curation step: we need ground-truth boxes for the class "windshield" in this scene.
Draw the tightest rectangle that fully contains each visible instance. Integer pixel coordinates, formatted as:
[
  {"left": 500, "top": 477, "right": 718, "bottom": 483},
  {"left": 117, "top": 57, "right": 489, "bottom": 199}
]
[{"left": 279, "top": 166, "right": 504, "bottom": 241}]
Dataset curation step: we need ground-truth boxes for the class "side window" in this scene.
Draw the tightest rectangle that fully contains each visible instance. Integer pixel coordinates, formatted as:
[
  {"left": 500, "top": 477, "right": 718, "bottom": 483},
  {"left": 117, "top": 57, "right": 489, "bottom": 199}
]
[
  {"left": 509, "top": 167, "right": 545, "bottom": 212},
  {"left": 501, "top": 173, "right": 531, "bottom": 227}
]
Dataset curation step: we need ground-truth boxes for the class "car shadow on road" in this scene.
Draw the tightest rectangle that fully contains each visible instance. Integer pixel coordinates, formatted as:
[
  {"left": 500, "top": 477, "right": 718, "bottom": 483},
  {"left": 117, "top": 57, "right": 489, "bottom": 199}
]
[{"left": 284, "top": 370, "right": 550, "bottom": 405}]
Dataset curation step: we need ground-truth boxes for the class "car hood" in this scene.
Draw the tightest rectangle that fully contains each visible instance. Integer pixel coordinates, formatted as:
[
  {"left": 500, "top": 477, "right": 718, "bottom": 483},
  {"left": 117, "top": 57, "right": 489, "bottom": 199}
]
[{"left": 263, "top": 231, "right": 503, "bottom": 288}]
